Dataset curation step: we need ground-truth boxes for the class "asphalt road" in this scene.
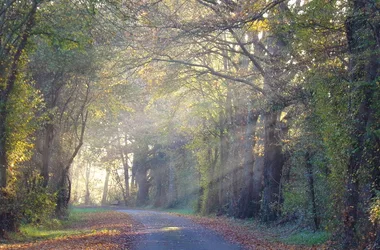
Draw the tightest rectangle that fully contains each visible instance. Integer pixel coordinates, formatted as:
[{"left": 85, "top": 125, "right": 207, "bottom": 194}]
[{"left": 119, "top": 209, "right": 243, "bottom": 250}]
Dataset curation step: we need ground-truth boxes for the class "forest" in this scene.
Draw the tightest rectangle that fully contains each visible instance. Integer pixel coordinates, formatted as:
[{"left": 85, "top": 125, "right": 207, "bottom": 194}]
[{"left": 0, "top": 0, "right": 379, "bottom": 249}]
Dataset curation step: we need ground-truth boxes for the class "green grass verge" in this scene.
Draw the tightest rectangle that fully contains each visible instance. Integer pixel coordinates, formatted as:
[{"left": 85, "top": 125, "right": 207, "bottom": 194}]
[
  {"left": 67, "top": 207, "right": 107, "bottom": 222},
  {"left": 15, "top": 225, "right": 86, "bottom": 241},
  {"left": 161, "top": 208, "right": 195, "bottom": 215},
  {"left": 69, "top": 206, "right": 107, "bottom": 214},
  {"left": 280, "top": 231, "right": 330, "bottom": 246},
  {"left": 6, "top": 206, "right": 107, "bottom": 243}
]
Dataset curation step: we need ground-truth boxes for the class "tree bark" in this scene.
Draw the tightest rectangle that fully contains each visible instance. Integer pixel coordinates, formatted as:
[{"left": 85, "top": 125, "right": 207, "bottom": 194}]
[
  {"left": 41, "top": 123, "right": 54, "bottom": 188},
  {"left": 101, "top": 168, "right": 110, "bottom": 205},
  {"left": 306, "top": 152, "right": 319, "bottom": 231},
  {"left": 237, "top": 102, "right": 259, "bottom": 218},
  {"left": 218, "top": 111, "right": 229, "bottom": 213},
  {"left": 135, "top": 146, "right": 150, "bottom": 206},
  {"left": 261, "top": 111, "right": 284, "bottom": 222},
  {"left": 119, "top": 135, "right": 130, "bottom": 205},
  {"left": 204, "top": 146, "right": 219, "bottom": 214},
  {"left": 84, "top": 162, "right": 91, "bottom": 205},
  {"left": 168, "top": 160, "right": 176, "bottom": 206},
  {"left": 136, "top": 166, "right": 149, "bottom": 206}
]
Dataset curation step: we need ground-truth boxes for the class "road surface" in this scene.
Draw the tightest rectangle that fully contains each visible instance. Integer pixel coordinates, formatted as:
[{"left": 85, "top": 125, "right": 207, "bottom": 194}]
[{"left": 119, "top": 209, "right": 243, "bottom": 250}]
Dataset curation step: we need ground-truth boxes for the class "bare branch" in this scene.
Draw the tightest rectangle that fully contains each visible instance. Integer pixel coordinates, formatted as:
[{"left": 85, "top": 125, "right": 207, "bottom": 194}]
[{"left": 153, "top": 58, "right": 264, "bottom": 94}]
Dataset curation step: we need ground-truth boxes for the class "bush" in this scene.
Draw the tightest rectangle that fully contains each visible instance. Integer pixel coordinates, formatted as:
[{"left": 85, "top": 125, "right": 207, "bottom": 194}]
[
  {"left": 370, "top": 192, "right": 380, "bottom": 225},
  {"left": 0, "top": 175, "right": 56, "bottom": 237},
  {"left": 22, "top": 184, "right": 56, "bottom": 225}
]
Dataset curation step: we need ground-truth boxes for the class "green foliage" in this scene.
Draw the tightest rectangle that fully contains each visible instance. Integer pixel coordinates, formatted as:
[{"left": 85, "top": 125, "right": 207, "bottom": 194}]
[
  {"left": 370, "top": 192, "right": 380, "bottom": 224},
  {"left": 6, "top": 73, "right": 44, "bottom": 168},
  {"left": 308, "top": 74, "right": 350, "bottom": 229},
  {"left": 281, "top": 231, "right": 330, "bottom": 246},
  {"left": 0, "top": 176, "right": 56, "bottom": 233},
  {"left": 22, "top": 183, "right": 57, "bottom": 225}
]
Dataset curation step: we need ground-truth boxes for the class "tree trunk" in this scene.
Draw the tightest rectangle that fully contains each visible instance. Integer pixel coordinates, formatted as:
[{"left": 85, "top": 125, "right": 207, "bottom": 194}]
[
  {"left": 252, "top": 115, "right": 265, "bottom": 216},
  {"left": 84, "top": 162, "right": 91, "bottom": 205},
  {"left": 204, "top": 147, "right": 219, "bottom": 214},
  {"left": 306, "top": 152, "right": 320, "bottom": 231},
  {"left": 102, "top": 168, "right": 110, "bottom": 205},
  {"left": 153, "top": 166, "right": 163, "bottom": 207},
  {"left": 119, "top": 134, "right": 130, "bottom": 204},
  {"left": 168, "top": 160, "right": 176, "bottom": 206},
  {"left": 56, "top": 166, "right": 70, "bottom": 218},
  {"left": 237, "top": 102, "right": 259, "bottom": 218},
  {"left": 135, "top": 146, "right": 150, "bottom": 206},
  {"left": 136, "top": 166, "right": 149, "bottom": 206},
  {"left": 218, "top": 111, "right": 229, "bottom": 213},
  {"left": 261, "top": 111, "right": 284, "bottom": 222},
  {"left": 41, "top": 123, "right": 54, "bottom": 188},
  {"left": 123, "top": 162, "right": 129, "bottom": 204}
]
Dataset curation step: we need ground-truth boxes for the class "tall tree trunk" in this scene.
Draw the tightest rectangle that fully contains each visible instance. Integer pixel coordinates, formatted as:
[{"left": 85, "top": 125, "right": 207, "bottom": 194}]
[
  {"left": 134, "top": 143, "right": 149, "bottom": 206},
  {"left": 306, "top": 152, "right": 320, "bottom": 231},
  {"left": 119, "top": 135, "right": 130, "bottom": 205},
  {"left": 119, "top": 134, "right": 130, "bottom": 203},
  {"left": 261, "top": 111, "right": 284, "bottom": 222},
  {"left": 252, "top": 115, "right": 265, "bottom": 216},
  {"left": 131, "top": 167, "right": 136, "bottom": 188},
  {"left": 204, "top": 146, "right": 219, "bottom": 214},
  {"left": 153, "top": 166, "right": 163, "bottom": 207},
  {"left": 343, "top": 0, "right": 379, "bottom": 247},
  {"left": 237, "top": 102, "right": 259, "bottom": 218},
  {"left": 136, "top": 166, "right": 149, "bottom": 206},
  {"left": 56, "top": 109, "right": 88, "bottom": 216},
  {"left": 218, "top": 112, "right": 228, "bottom": 213},
  {"left": 101, "top": 169, "right": 110, "bottom": 205},
  {"left": 135, "top": 147, "right": 149, "bottom": 206},
  {"left": 56, "top": 165, "right": 71, "bottom": 218},
  {"left": 123, "top": 161, "right": 129, "bottom": 203},
  {"left": 41, "top": 123, "right": 54, "bottom": 188},
  {"left": 168, "top": 160, "right": 176, "bottom": 206},
  {"left": 84, "top": 162, "right": 91, "bottom": 205}
]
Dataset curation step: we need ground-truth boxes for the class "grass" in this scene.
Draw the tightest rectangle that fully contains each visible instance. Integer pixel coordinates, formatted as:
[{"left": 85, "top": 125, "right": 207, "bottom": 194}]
[
  {"left": 69, "top": 207, "right": 107, "bottom": 214},
  {"left": 6, "top": 206, "right": 108, "bottom": 243},
  {"left": 187, "top": 213, "right": 331, "bottom": 247},
  {"left": 66, "top": 207, "right": 107, "bottom": 223},
  {"left": 162, "top": 208, "right": 195, "bottom": 215},
  {"left": 16, "top": 225, "right": 85, "bottom": 241},
  {"left": 141, "top": 204, "right": 195, "bottom": 215},
  {"left": 280, "top": 230, "right": 330, "bottom": 246}
]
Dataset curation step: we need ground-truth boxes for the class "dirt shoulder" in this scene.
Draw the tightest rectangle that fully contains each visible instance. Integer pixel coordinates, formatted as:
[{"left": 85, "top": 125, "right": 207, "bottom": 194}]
[
  {"left": 183, "top": 215, "right": 326, "bottom": 250},
  {"left": 0, "top": 209, "right": 141, "bottom": 250}
]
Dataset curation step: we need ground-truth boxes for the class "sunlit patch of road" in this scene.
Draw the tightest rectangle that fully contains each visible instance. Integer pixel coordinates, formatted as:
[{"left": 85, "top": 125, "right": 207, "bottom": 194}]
[{"left": 119, "top": 209, "right": 243, "bottom": 250}]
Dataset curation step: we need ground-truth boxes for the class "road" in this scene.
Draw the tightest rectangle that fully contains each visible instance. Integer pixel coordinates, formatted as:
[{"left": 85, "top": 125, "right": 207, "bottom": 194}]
[{"left": 119, "top": 209, "right": 243, "bottom": 250}]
